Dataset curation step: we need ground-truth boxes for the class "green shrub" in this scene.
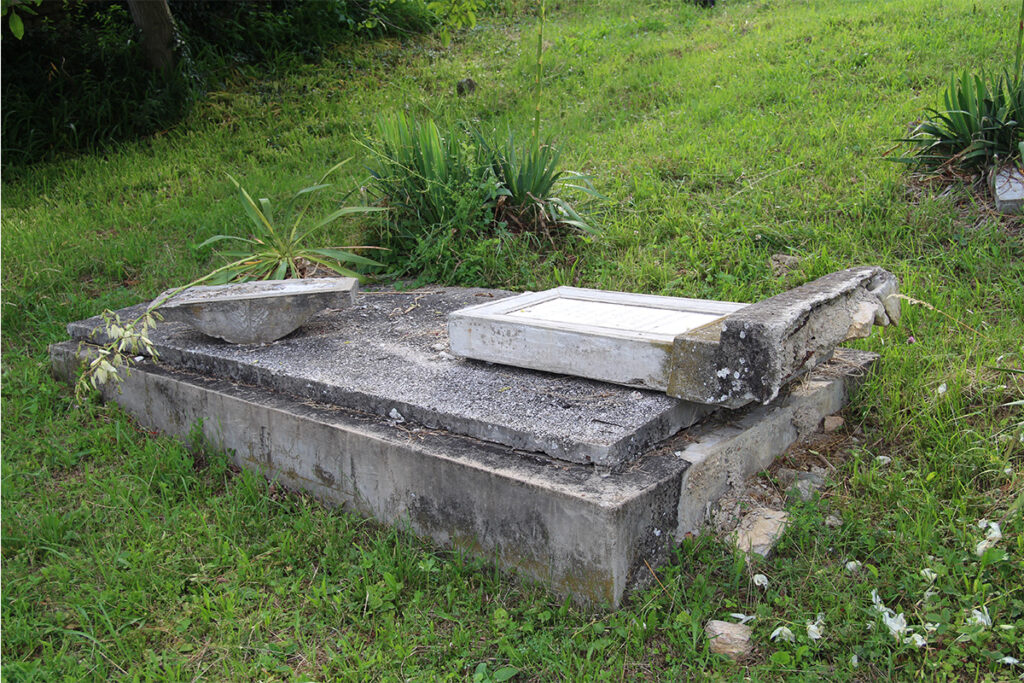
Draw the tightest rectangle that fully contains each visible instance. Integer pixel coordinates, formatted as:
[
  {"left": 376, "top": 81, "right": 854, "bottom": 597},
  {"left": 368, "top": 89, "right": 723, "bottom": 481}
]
[
  {"left": 901, "top": 2, "right": 1024, "bottom": 172},
  {"left": 363, "top": 113, "right": 596, "bottom": 282},
  {"left": 902, "top": 70, "right": 1024, "bottom": 171}
]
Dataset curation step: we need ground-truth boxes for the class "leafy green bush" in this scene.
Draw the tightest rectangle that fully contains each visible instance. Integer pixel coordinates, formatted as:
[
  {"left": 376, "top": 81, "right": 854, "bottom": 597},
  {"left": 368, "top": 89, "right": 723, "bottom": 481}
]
[{"left": 363, "top": 113, "right": 595, "bottom": 282}]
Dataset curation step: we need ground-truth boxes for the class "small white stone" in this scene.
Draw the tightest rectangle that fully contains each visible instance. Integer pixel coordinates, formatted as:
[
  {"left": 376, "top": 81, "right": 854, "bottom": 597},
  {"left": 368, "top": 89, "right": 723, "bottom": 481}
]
[
  {"left": 734, "top": 508, "right": 789, "bottom": 558},
  {"left": 823, "top": 415, "right": 844, "bottom": 433},
  {"left": 704, "top": 620, "right": 752, "bottom": 660},
  {"left": 388, "top": 408, "right": 405, "bottom": 423}
]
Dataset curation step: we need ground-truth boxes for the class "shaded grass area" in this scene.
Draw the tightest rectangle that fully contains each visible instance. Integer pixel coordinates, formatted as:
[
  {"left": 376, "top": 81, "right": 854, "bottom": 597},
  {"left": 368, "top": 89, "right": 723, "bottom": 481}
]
[{"left": 2, "top": 0, "right": 1022, "bottom": 679}]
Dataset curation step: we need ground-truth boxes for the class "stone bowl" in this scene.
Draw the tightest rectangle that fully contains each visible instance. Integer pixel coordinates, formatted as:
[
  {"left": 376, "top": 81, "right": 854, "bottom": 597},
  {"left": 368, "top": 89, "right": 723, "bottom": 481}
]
[{"left": 154, "top": 277, "right": 358, "bottom": 344}]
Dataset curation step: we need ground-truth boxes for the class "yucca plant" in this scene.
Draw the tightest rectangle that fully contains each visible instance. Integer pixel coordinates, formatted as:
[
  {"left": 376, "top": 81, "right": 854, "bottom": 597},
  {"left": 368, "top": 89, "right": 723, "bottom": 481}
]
[
  {"left": 903, "top": 71, "right": 1023, "bottom": 171},
  {"left": 199, "top": 161, "right": 385, "bottom": 283},
  {"left": 474, "top": 129, "right": 599, "bottom": 237},
  {"left": 901, "top": 1, "right": 1024, "bottom": 172},
  {"left": 364, "top": 113, "right": 495, "bottom": 228}
]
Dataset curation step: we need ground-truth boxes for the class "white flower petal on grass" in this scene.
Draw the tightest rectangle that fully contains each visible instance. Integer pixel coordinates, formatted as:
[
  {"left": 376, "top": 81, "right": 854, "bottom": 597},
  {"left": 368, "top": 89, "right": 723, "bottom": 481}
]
[
  {"left": 977, "top": 518, "right": 990, "bottom": 530},
  {"left": 730, "top": 613, "right": 756, "bottom": 625},
  {"left": 924, "top": 622, "right": 940, "bottom": 633},
  {"left": 903, "top": 632, "right": 927, "bottom": 648},
  {"left": 883, "top": 612, "right": 907, "bottom": 639},
  {"left": 998, "top": 656, "right": 1020, "bottom": 666},
  {"left": 850, "top": 654, "right": 859, "bottom": 667},
  {"left": 936, "top": 382, "right": 947, "bottom": 395},
  {"left": 968, "top": 607, "right": 992, "bottom": 628},
  {"left": 753, "top": 574, "right": 769, "bottom": 589},
  {"left": 770, "top": 626, "right": 795, "bottom": 643},
  {"left": 875, "top": 456, "right": 892, "bottom": 466},
  {"left": 806, "top": 614, "right": 824, "bottom": 641},
  {"left": 920, "top": 568, "right": 937, "bottom": 583},
  {"left": 976, "top": 539, "right": 995, "bottom": 556},
  {"left": 846, "top": 560, "right": 863, "bottom": 573},
  {"left": 985, "top": 522, "right": 1002, "bottom": 543}
]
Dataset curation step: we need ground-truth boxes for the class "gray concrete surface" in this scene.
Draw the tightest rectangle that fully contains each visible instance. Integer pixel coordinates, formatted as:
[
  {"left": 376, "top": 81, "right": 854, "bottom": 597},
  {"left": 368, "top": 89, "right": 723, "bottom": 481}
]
[
  {"left": 991, "top": 164, "right": 1024, "bottom": 215},
  {"left": 50, "top": 336, "right": 875, "bottom": 607},
  {"left": 68, "top": 287, "right": 711, "bottom": 468},
  {"left": 155, "top": 277, "right": 358, "bottom": 344}
]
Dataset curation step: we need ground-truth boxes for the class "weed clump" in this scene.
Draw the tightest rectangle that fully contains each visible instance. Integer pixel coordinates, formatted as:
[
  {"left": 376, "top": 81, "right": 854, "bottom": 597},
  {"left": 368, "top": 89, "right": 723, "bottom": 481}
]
[{"left": 363, "top": 113, "right": 596, "bottom": 284}]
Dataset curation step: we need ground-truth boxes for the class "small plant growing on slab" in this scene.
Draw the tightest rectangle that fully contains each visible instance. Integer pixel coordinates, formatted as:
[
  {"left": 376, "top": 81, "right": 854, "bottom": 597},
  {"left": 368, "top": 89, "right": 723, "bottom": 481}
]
[{"left": 199, "top": 160, "right": 385, "bottom": 283}]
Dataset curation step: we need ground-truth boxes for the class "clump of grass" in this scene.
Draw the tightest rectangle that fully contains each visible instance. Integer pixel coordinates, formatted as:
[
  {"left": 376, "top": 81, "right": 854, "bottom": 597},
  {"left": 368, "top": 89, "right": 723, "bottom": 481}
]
[
  {"left": 199, "top": 162, "right": 384, "bottom": 283},
  {"left": 362, "top": 113, "right": 595, "bottom": 282}
]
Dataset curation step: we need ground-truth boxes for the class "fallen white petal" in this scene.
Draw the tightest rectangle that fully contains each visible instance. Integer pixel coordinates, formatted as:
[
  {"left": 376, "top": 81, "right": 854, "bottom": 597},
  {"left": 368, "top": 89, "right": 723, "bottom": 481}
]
[
  {"left": 936, "top": 382, "right": 947, "bottom": 395},
  {"left": 770, "top": 626, "right": 795, "bottom": 643},
  {"left": 920, "top": 568, "right": 937, "bottom": 582},
  {"left": 969, "top": 607, "right": 992, "bottom": 628},
  {"left": 846, "top": 560, "right": 862, "bottom": 573},
  {"left": 883, "top": 612, "right": 907, "bottom": 639},
  {"left": 806, "top": 614, "right": 825, "bottom": 641},
  {"left": 986, "top": 522, "right": 1002, "bottom": 543},
  {"left": 875, "top": 456, "right": 892, "bottom": 465},
  {"left": 753, "top": 574, "right": 769, "bottom": 589},
  {"left": 903, "top": 632, "right": 927, "bottom": 648},
  {"left": 850, "top": 654, "right": 859, "bottom": 667},
  {"left": 730, "top": 613, "right": 756, "bottom": 625},
  {"left": 977, "top": 518, "right": 990, "bottom": 530},
  {"left": 998, "top": 656, "right": 1020, "bottom": 666}
]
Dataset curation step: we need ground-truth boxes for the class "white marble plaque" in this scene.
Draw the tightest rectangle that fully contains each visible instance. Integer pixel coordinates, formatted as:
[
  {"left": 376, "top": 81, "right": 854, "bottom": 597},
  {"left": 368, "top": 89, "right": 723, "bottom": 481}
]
[{"left": 448, "top": 287, "right": 745, "bottom": 390}]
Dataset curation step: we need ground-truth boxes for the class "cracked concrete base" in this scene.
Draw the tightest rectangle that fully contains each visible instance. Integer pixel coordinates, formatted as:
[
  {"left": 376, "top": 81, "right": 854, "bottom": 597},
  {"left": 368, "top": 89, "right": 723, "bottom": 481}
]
[{"left": 49, "top": 341, "right": 875, "bottom": 607}]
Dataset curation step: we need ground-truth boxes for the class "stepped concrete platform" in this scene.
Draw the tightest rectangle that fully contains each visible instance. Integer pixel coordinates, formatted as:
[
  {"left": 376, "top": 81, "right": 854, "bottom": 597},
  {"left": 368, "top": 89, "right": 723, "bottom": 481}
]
[{"left": 51, "top": 287, "right": 877, "bottom": 607}]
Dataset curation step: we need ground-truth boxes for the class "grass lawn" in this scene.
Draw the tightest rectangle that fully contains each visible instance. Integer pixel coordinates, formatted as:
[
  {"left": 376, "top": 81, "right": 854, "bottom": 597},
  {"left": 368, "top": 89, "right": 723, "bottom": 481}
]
[{"left": 2, "top": 0, "right": 1022, "bottom": 679}]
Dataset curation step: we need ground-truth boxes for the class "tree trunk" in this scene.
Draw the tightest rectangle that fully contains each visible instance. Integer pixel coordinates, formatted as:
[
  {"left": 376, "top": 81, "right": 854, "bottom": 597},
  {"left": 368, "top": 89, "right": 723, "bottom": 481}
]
[{"left": 127, "top": 0, "right": 177, "bottom": 72}]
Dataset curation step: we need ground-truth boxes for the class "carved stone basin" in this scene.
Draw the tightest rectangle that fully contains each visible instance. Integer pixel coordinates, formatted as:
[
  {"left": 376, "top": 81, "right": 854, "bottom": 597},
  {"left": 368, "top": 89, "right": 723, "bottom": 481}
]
[{"left": 155, "top": 277, "right": 358, "bottom": 344}]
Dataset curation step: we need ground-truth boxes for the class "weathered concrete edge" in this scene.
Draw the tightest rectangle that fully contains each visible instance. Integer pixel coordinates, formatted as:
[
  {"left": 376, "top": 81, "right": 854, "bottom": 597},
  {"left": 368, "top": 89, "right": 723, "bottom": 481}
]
[
  {"left": 50, "top": 341, "right": 688, "bottom": 607},
  {"left": 65, "top": 307, "right": 691, "bottom": 469},
  {"left": 49, "top": 343, "right": 875, "bottom": 607},
  {"left": 673, "top": 347, "right": 878, "bottom": 539}
]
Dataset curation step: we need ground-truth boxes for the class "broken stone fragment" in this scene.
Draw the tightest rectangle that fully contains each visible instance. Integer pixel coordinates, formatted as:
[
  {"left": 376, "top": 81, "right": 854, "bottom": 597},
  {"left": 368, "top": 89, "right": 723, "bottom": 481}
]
[
  {"left": 704, "top": 620, "right": 753, "bottom": 660},
  {"left": 734, "top": 508, "right": 789, "bottom": 558},
  {"left": 155, "top": 277, "right": 358, "bottom": 345},
  {"left": 990, "top": 164, "right": 1024, "bottom": 215},
  {"left": 823, "top": 415, "right": 845, "bottom": 433},
  {"left": 668, "top": 266, "right": 900, "bottom": 407},
  {"left": 769, "top": 253, "right": 801, "bottom": 277}
]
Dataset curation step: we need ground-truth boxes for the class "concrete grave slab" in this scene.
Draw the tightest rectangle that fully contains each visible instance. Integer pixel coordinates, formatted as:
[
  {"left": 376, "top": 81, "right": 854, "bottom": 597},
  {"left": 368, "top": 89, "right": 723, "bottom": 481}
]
[
  {"left": 49, "top": 335, "right": 875, "bottom": 607},
  {"left": 155, "top": 277, "right": 358, "bottom": 344},
  {"left": 67, "top": 288, "right": 712, "bottom": 468}
]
